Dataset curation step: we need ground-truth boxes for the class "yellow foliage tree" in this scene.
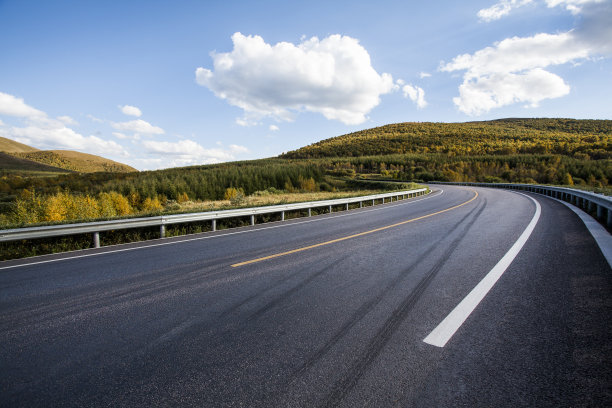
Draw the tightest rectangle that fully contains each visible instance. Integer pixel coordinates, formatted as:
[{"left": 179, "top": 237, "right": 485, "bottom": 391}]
[
  {"left": 177, "top": 192, "right": 189, "bottom": 203},
  {"left": 298, "top": 177, "right": 317, "bottom": 192},
  {"left": 224, "top": 187, "right": 239, "bottom": 200},
  {"left": 141, "top": 196, "right": 163, "bottom": 212}
]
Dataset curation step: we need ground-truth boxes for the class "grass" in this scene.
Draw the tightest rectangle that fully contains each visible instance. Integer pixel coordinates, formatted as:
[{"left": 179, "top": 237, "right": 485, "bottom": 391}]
[
  {"left": 0, "top": 184, "right": 426, "bottom": 261},
  {"left": 172, "top": 189, "right": 407, "bottom": 213}
]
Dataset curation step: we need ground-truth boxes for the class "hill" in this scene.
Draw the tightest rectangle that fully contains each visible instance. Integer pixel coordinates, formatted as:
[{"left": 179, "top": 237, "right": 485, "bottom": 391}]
[
  {"left": 0, "top": 152, "right": 72, "bottom": 175},
  {"left": 280, "top": 118, "right": 610, "bottom": 187},
  {"left": 0, "top": 137, "right": 136, "bottom": 173},
  {"left": 281, "top": 118, "right": 611, "bottom": 159},
  {"left": 12, "top": 150, "right": 137, "bottom": 173},
  {"left": 0, "top": 136, "right": 40, "bottom": 153}
]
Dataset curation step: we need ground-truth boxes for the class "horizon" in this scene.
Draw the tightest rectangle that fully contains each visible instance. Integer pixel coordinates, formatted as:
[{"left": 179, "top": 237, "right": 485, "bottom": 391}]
[{"left": 1, "top": 0, "right": 610, "bottom": 171}]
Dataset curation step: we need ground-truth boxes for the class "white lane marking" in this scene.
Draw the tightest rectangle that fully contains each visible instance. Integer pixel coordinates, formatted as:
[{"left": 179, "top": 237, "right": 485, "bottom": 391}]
[
  {"left": 549, "top": 197, "right": 612, "bottom": 269},
  {"left": 423, "top": 192, "right": 541, "bottom": 348},
  {"left": 0, "top": 189, "right": 444, "bottom": 271}
]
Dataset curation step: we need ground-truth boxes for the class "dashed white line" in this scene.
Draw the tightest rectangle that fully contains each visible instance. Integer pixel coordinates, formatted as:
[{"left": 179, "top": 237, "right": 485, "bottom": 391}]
[{"left": 423, "top": 192, "right": 541, "bottom": 348}]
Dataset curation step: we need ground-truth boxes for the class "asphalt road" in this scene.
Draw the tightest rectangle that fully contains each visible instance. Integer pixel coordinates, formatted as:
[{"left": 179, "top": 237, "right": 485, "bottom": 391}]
[{"left": 1, "top": 185, "right": 610, "bottom": 407}]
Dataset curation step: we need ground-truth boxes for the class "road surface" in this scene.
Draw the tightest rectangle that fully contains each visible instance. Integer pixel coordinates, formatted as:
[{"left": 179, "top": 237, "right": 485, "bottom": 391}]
[{"left": 1, "top": 185, "right": 610, "bottom": 407}]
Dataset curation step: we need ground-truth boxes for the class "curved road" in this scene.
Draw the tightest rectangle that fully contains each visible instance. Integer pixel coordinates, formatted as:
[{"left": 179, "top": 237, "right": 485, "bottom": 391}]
[{"left": 0, "top": 186, "right": 610, "bottom": 407}]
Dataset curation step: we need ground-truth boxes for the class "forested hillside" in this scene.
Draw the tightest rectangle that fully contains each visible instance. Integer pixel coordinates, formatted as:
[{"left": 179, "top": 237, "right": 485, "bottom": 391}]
[
  {"left": 281, "top": 118, "right": 611, "bottom": 187},
  {"left": 282, "top": 119, "right": 610, "bottom": 159}
]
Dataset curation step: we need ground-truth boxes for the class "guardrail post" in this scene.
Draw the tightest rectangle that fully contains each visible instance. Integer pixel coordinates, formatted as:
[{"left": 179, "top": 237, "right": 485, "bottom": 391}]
[
  {"left": 359, "top": 201, "right": 363, "bottom": 208},
  {"left": 250, "top": 215, "right": 255, "bottom": 226},
  {"left": 346, "top": 203, "right": 349, "bottom": 211},
  {"left": 382, "top": 197, "right": 385, "bottom": 204},
  {"left": 281, "top": 211, "right": 285, "bottom": 221},
  {"left": 329, "top": 205, "right": 333, "bottom": 213},
  {"left": 212, "top": 219, "right": 216, "bottom": 231},
  {"left": 597, "top": 204, "right": 603, "bottom": 220},
  {"left": 587, "top": 200, "right": 594, "bottom": 213},
  {"left": 160, "top": 224, "right": 165, "bottom": 238},
  {"left": 308, "top": 208, "right": 312, "bottom": 217},
  {"left": 93, "top": 232, "right": 100, "bottom": 248},
  {"left": 372, "top": 199, "right": 375, "bottom": 206}
]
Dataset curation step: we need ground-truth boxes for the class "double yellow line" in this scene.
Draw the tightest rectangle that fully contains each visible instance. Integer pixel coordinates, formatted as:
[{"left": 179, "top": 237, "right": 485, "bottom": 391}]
[{"left": 231, "top": 191, "right": 478, "bottom": 268}]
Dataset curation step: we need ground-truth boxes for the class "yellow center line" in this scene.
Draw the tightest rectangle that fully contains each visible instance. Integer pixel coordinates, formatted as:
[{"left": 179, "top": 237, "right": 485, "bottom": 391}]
[{"left": 231, "top": 190, "right": 479, "bottom": 268}]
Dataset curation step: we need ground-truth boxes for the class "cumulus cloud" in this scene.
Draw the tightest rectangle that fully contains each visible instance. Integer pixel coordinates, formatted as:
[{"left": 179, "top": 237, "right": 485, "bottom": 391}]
[
  {"left": 0, "top": 91, "right": 45, "bottom": 118},
  {"left": 453, "top": 68, "right": 569, "bottom": 115},
  {"left": 141, "top": 139, "right": 247, "bottom": 167},
  {"left": 0, "top": 91, "right": 128, "bottom": 156},
  {"left": 196, "top": 32, "right": 395, "bottom": 125},
  {"left": 7, "top": 124, "right": 127, "bottom": 156},
  {"left": 444, "top": 1, "right": 611, "bottom": 115},
  {"left": 269, "top": 125, "right": 279, "bottom": 131},
  {"left": 402, "top": 84, "right": 428, "bottom": 108},
  {"left": 419, "top": 72, "right": 432, "bottom": 78},
  {"left": 478, "top": 0, "right": 533, "bottom": 21},
  {"left": 111, "top": 119, "right": 164, "bottom": 135},
  {"left": 119, "top": 104, "right": 142, "bottom": 117}
]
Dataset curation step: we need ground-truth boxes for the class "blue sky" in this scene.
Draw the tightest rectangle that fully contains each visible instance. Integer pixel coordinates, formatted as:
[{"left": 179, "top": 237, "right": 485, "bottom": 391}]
[{"left": 0, "top": 0, "right": 610, "bottom": 170}]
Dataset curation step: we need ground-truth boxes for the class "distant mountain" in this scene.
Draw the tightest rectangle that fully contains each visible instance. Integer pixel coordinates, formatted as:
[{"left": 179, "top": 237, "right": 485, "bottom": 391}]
[{"left": 0, "top": 137, "right": 137, "bottom": 173}]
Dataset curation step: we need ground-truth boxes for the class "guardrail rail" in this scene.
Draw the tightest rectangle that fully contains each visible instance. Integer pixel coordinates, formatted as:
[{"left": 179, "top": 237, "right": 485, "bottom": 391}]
[
  {"left": 430, "top": 181, "right": 612, "bottom": 228},
  {"left": 0, "top": 188, "right": 428, "bottom": 248}
]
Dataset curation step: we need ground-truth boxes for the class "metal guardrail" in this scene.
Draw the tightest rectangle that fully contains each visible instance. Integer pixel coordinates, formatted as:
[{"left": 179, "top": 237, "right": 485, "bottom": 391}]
[
  {"left": 430, "top": 181, "right": 612, "bottom": 228},
  {"left": 0, "top": 188, "right": 428, "bottom": 248}
]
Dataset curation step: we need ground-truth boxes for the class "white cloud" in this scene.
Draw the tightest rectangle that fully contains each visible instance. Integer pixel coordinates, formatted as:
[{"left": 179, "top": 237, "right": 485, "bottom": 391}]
[
  {"left": 419, "top": 72, "right": 432, "bottom": 78},
  {"left": 235, "top": 117, "right": 260, "bottom": 127},
  {"left": 111, "top": 119, "right": 164, "bottom": 135},
  {"left": 453, "top": 68, "right": 569, "bottom": 115},
  {"left": 0, "top": 91, "right": 45, "bottom": 118},
  {"left": 8, "top": 125, "right": 128, "bottom": 156},
  {"left": 478, "top": 0, "right": 533, "bottom": 21},
  {"left": 57, "top": 115, "right": 77, "bottom": 126},
  {"left": 141, "top": 139, "right": 247, "bottom": 168},
  {"left": 443, "top": 1, "right": 611, "bottom": 115},
  {"left": 0, "top": 91, "right": 128, "bottom": 157},
  {"left": 87, "top": 114, "right": 103, "bottom": 123},
  {"left": 477, "top": 0, "right": 603, "bottom": 21},
  {"left": 269, "top": 125, "right": 279, "bottom": 131},
  {"left": 402, "top": 84, "right": 428, "bottom": 108},
  {"left": 196, "top": 32, "right": 395, "bottom": 125},
  {"left": 112, "top": 132, "right": 128, "bottom": 139},
  {"left": 119, "top": 104, "right": 142, "bottom": 117},
  {"left": 545, "top": 0, "right": 604, "bottom": 14},
  {"left": 229, "top": 144, "right": 249, "bottom": 153}
]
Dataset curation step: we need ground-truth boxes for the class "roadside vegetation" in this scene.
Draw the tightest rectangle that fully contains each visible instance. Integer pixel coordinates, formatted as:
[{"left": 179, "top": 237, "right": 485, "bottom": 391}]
[{"left": 0, "top": 118, "right": 609, "bottom": 259}]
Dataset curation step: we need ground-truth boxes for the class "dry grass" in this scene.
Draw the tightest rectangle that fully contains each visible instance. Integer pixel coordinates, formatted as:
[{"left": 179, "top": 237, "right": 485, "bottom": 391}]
[
  {"left": 13, "top": 150, "right": 137, "bottom": 173},
  {"left": 175, "top": 190, "right": 387, "bottom": 212},
  {"left": 0, "top": 136, "right": 39, "bottom": 153}
]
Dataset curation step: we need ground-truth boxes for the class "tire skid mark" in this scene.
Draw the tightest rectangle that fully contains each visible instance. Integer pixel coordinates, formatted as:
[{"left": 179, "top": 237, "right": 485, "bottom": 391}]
[
  {"left": 319, "top": 199, "right": 487, "bottom": 408},
  {"left": 0, "top": 254, "right": 245, "bottom": 332},
  {"left": 246, "top": 256, "right": 349, "bottom": 322},
  {"left": 287, "top": 203, "right": 483, "bottom": 383}
]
